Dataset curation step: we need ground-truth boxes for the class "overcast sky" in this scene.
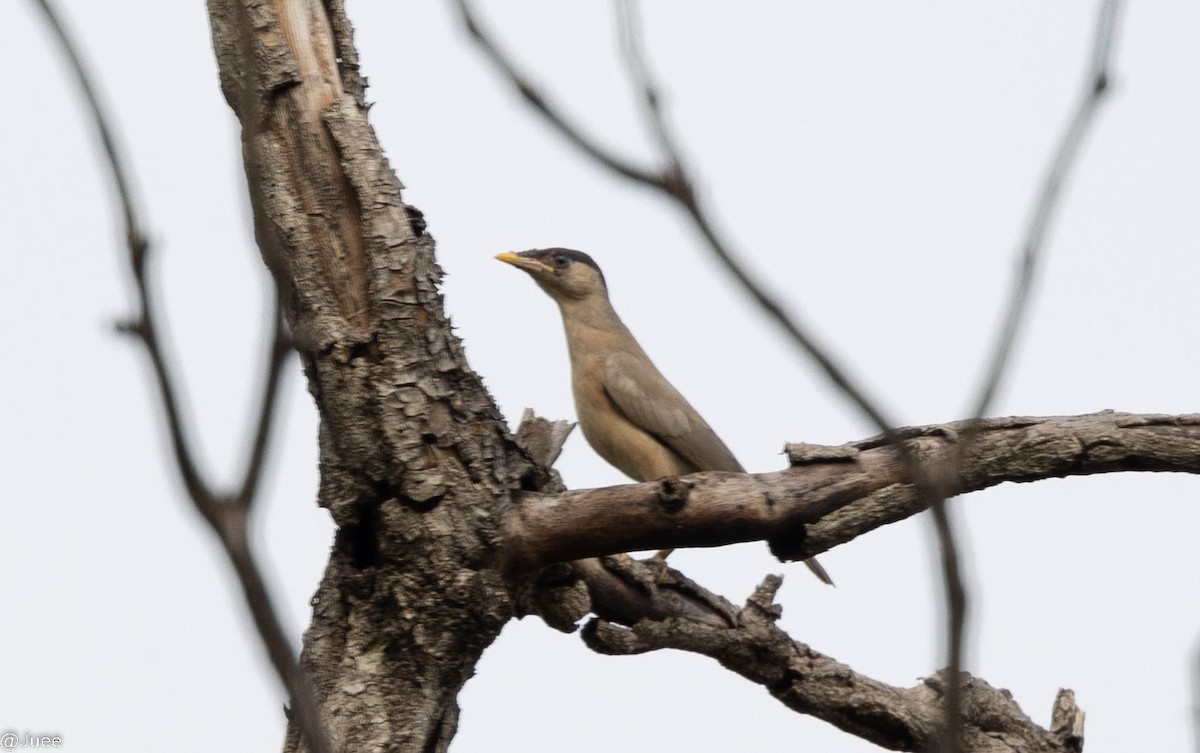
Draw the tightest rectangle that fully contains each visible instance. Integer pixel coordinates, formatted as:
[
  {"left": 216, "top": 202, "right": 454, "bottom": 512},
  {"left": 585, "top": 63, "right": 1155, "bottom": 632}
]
[{"left": 3, "top": 2, "right": 1199, "bottom": 752}]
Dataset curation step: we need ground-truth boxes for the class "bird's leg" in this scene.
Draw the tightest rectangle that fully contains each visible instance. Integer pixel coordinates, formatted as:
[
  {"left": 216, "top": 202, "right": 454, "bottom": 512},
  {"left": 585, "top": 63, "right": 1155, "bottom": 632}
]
[{"left": 644, "top": 548, "right": 675, "bottom": 584}]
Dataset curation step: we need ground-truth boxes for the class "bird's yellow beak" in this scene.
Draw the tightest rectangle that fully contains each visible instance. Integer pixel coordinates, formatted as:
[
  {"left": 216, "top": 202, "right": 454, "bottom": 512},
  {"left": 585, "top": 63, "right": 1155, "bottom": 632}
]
[{"left": 495, "top": 252, "right": 552, "bottom": 274}]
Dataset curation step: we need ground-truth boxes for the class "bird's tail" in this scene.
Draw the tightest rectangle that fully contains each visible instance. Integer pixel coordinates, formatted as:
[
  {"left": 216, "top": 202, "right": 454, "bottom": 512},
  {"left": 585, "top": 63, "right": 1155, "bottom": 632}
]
[{"left": 804, "top": 557, "right": 834, "bottom": 586}]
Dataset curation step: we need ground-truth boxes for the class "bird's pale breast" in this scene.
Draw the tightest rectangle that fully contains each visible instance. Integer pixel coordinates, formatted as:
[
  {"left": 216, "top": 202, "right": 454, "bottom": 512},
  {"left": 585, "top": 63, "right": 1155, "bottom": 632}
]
[{"left": 571, "top": 356, "right": 693, "bottom": 482}]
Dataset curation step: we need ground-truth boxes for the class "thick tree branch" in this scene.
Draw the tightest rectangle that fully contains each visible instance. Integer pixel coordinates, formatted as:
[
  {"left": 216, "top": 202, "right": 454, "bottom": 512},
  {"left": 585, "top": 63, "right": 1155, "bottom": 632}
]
[
  {"left": 583, "top": 574, "right": 1085, "bottom": 753},
  {"left": 504, "top": 411, "right": 1200, "bottom": 572},
  {"left": 510, "top": 413, "right": 735, "bottom": 630},
  {"left": 208, "top": 3, "right": 541, "bottom": 752}
]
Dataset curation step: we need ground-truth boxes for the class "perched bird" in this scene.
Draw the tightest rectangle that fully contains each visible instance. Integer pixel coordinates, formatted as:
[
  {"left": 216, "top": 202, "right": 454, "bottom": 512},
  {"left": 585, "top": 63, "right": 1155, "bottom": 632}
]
[{"left": 496, "top": 248, "right": 832, "bottom": 585}]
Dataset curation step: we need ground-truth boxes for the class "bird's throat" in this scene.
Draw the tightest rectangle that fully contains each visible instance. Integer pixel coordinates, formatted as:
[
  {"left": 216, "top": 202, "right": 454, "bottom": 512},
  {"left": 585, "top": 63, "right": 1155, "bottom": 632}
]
[{"left": 558, "top": 296, "right": 630, "bottom": 355}]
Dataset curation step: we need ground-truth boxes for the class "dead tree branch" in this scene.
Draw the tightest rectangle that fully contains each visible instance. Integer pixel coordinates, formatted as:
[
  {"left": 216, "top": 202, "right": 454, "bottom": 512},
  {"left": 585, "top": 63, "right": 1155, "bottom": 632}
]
[
  {"left": 503, "top": 411, "right": 1200, "bottom": 572},
  {"left": 511, "top": 416, "right": 1064, "bottom": 750},
  {"left": 942, "top": 6, "right": 1123, "bottom": 739},
  {"left": 583, "top": 574, "right": 1086, "bottom": 753}
]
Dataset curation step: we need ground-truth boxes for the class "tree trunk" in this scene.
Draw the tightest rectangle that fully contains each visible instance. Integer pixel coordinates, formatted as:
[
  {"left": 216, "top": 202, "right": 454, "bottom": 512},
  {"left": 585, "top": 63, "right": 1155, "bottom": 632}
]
[{"left": 205, "top": 2, "right": 523, "bottom": 750}]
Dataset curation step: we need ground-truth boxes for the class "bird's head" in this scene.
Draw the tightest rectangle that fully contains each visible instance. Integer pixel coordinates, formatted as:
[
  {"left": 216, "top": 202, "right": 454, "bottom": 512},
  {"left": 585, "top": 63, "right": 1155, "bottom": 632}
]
[{"left": 495, "top": 248, "right": 607, "bottom": 303}]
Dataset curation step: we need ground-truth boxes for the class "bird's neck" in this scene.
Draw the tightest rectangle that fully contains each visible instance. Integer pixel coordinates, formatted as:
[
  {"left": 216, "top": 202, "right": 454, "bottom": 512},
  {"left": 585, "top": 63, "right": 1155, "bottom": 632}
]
[{"left": 557, "top": 294, "right": 640, "bottom": 361}]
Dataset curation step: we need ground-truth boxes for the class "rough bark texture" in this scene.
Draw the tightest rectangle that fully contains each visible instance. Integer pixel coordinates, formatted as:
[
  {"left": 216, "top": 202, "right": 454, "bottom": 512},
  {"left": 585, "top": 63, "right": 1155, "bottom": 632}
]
[
  {"left": 586, "top": 575, "right": 1087, "bottom": 753},
  {"left": 505, "top": 412, "right": 1200, "bottom": 570},
  {"left": 206, "top": 2, "right": 526, "bottom": 751},
  {"left": 802, "top": 412, "right": 1200, "bottom": 560}
]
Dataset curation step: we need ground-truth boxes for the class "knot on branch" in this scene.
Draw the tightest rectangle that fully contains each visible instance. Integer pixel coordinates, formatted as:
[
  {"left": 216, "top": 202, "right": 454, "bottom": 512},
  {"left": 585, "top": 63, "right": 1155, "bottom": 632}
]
[{"left": 655, "top": 477, "right": 693, "bottom": 512}]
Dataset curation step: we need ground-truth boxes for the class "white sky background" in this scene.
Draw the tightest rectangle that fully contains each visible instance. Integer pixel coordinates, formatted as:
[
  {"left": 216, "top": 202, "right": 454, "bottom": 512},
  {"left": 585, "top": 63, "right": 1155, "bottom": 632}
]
[{"left": 2, "top": 1, "right": 1199, "bottom": 752}]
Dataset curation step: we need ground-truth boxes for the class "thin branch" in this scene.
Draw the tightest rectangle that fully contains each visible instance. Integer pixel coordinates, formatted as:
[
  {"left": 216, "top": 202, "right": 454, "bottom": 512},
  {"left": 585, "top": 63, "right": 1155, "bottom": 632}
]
[
  {"left": 970, "top": 0, "right": 1123, "bottom": 419},
  {"left": 33, "top": 0, "right": 218, "bottom": 513},
  {"left": 29, "top": 3, "right": 327, "bottom": 752},
  {"left": 616, "top": 0, "right": 900, "bottom": 433},
  {"left": 119, "top": 226, "right": 221, "bottom": 515},
  {"left": 237, "top": 301, "right": 292, "bottom": 507},
  {"left": 613, "top": 0, "right": 683, "bottom": 174},
  {"left": 224, "top": 527, "right": 328, "bottom": 753},
  {"left": 925, "top": 497, "right": 969, "bottom": 750},
  {"left": 947, "top": 4, "right": 1123, "bottom": 745},
  {"left": 28, "top": 0, "right": 142, "bottom": 255},
  {"left": 449, "top": 0, "right": 659, "bottom": 186}
]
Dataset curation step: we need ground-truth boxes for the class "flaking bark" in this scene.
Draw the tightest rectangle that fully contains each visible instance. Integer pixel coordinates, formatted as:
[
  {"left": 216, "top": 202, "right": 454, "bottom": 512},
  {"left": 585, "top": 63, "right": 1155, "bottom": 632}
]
[
  {"left": 585, "top": 575, "right": 1087, "bottom": 753},
  {"left": 206, "top": 2, "right": 527, "bottom": 750}
]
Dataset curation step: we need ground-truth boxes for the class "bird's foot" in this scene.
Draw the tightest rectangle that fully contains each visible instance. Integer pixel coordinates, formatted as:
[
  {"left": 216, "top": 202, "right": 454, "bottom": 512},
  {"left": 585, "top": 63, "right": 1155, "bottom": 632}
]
[{"left": 643, "top": 549, "right": 674, "bottom": 584}]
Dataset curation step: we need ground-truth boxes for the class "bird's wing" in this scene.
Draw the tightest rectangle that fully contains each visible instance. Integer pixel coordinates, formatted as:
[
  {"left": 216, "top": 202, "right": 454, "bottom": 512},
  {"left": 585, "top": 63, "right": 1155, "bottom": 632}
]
[{"left": 603, "top": 351, "right": 744, "bottom": 473}]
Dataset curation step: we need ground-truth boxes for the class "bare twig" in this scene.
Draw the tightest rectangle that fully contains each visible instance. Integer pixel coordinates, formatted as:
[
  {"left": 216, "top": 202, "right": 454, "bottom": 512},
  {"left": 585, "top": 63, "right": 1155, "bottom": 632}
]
[
  {"left": 613, "top": 0, "right": 683, "bottom": 174},
  {"left": 27, "top": 0, "right": 142, "bottom": 255},
  {"left": 971, "top": 0, "right": 1123, "bottom": 419},
  {"left": 943, "top": 3, "right": 1123, "bottom": 746},
  {"left": 615, "top": 0, "right": 902, "bottom": 434},
  {"left": 924, "top": 497, "right": 969, "bottom": 750},
  {"left": 237, "top": 304, "right": 293, "bottom": 506},
  {"left": 29, "top": 3, "right": 328, "bottom": 752},
  {"left": 450, "top": 0, "right": 658, "bottom": 186}
]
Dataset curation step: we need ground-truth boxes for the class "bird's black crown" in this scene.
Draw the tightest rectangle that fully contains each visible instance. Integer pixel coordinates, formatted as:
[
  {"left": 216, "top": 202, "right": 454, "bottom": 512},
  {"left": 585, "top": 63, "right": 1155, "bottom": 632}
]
[{"left": 520, "top": 248, "right": 606, "bottom": 287}]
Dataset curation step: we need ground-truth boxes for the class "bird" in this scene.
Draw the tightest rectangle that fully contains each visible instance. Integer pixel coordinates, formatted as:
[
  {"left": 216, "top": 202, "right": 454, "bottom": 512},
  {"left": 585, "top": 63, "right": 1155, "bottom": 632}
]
[{"left": 496, "top": 248, "right": 832, "bottom": 585}]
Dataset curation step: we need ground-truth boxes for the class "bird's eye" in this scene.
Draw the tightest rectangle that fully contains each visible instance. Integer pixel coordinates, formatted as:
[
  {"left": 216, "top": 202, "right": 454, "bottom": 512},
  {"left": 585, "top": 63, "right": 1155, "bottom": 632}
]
[{"left": 553, "top": 254, "right": 570, "bottom": 270}]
